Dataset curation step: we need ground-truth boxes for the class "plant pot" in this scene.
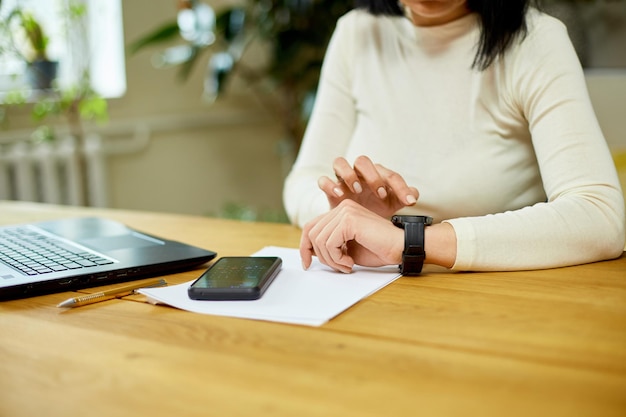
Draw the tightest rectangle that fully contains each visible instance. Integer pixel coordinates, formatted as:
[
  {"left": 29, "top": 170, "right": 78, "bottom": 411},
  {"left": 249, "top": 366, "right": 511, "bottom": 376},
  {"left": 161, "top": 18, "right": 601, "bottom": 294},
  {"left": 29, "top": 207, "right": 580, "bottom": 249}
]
[{"left": 26, "top": 59, "right": 58, "bottom": 90}]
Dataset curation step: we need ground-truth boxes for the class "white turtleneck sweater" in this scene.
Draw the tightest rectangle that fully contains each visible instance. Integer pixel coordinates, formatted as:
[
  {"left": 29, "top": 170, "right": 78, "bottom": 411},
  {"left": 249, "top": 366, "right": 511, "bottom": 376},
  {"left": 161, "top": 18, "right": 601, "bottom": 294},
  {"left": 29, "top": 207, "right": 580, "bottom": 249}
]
[{"left": 283, "top": 8, "right": 624, "bottom": 271}]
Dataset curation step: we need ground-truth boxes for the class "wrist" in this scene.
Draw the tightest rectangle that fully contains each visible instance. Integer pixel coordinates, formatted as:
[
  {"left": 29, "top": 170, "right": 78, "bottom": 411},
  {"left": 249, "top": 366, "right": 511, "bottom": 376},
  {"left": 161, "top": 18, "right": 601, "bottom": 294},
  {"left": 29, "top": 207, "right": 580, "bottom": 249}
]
[
  {"left": 391, "top": 226, "right": 405, "bottom": 265},
  {"left": 424, "top": 222, "right": 457, "bottom": 268}
]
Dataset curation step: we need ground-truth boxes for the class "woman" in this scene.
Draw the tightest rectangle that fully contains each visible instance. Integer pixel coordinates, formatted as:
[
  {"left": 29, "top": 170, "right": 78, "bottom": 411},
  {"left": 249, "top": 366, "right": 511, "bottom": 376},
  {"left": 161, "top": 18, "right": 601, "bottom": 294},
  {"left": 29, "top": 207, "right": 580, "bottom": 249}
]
[{"left": 283, "top": 0, "right": 625, "bottom": 273}]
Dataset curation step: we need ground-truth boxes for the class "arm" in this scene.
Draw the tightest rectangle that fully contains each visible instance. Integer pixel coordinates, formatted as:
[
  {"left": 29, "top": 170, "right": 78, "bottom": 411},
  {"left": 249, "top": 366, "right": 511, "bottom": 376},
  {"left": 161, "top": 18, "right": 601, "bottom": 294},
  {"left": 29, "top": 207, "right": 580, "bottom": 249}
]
[
  {"left": 300, "top": 199, "right": 456, "bottom": 273},
  {"left": 447, "top": 14, "right": 624, "bottom": 270}
]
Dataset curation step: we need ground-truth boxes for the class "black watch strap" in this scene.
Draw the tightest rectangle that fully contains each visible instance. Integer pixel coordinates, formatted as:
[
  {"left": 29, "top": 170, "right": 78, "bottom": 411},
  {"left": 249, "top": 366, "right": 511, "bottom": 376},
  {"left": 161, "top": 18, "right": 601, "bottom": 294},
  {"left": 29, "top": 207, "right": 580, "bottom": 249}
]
[
  {"left": 402, "top": 221, "right": 426, "bottom": 276},
  {"left": 392, "top": 215, "right": 432, "bottom": 276}
]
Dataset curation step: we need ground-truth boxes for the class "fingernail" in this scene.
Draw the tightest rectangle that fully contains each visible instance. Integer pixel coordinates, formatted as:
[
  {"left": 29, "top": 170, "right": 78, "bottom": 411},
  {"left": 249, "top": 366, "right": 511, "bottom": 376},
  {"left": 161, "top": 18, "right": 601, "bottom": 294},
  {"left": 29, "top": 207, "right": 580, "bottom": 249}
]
[
  {"left": 406, "top": 195, "right": 417, "bottom": 205},
  {"left": 333, "top": 187, "right": 344, "bottom": 197},
  {"left": 377, "top": 187, "right": 387, "bottom": 199},
  {"left": 302, "top": 260, "right": 308, "bottom": 270},
  {"left": 353, "top": 182, "right": 363, "bottom": 194}
]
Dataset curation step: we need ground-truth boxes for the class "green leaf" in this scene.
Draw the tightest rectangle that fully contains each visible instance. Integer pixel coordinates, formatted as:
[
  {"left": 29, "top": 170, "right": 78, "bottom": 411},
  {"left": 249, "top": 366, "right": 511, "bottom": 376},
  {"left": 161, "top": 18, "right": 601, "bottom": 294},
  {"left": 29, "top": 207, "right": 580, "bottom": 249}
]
[
  {"left": 2, "top": 90, "right": 28, "bottom": 105},
  {"left": 31, "top": 99, "right": 58, "bottom": 121},
  {"left": 30, "top": 125, "right": 55, "bottom": 143},
  {"left": 67, "top": 2, "right": 87, "bottom": 19},
  {"left": 128, "top": 21, "right": 180, "bottom": 54},
  {"left": 79, "top": 96, "right": 108, "bottom": 123}
]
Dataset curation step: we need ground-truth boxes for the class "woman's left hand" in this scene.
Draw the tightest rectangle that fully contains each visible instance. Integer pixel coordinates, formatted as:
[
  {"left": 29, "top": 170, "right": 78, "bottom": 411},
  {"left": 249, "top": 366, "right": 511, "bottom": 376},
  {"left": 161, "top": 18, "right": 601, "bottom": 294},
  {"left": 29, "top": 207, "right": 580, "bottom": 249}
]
[{"left": 300, "top": 199, "right": 404, "bottom": 273}]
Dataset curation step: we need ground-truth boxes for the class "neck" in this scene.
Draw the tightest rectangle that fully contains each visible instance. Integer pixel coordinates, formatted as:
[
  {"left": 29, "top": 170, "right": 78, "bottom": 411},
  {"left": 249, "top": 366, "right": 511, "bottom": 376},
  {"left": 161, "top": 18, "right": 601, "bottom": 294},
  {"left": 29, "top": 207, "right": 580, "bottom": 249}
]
[{"left": 408, "top": 5, "right": 472, "bottom": 27}]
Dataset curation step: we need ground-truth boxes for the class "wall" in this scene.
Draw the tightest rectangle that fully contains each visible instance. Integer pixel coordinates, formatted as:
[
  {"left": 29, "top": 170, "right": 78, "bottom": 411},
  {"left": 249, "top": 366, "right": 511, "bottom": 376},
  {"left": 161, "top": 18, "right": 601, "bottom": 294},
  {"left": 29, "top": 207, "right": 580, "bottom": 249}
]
[
  {"left": 587, "top": 72, "right": 626, "bottom": 152},
  {"left": 104, "top": 0, "right": 289, "bottom": 218}
]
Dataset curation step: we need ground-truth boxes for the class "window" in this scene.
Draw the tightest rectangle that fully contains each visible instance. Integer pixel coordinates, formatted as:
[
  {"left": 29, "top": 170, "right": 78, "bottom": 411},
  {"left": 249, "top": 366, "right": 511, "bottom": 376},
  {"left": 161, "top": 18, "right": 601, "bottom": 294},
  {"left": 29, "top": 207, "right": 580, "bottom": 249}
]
[{"left": 0, "top": 0, "right": 125, "bottom": 98}]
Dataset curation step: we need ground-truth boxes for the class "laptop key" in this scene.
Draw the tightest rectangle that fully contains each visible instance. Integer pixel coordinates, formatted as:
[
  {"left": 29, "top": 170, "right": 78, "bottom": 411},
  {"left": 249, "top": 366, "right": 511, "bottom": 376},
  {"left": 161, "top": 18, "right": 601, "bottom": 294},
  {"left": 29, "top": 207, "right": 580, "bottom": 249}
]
[
  {"left": 74, "top": 259, "right": 97, "bottom": 267},
  {"left": 50, "top": 265, "right": 69, "bottom": 271}
]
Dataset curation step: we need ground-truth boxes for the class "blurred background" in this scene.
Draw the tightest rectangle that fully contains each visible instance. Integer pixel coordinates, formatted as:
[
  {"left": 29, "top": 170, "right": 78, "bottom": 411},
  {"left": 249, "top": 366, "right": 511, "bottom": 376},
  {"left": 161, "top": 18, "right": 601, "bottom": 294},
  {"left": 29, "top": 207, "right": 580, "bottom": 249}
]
[{"left": 1, "top": 0, "right": 625, "bottom": 222}]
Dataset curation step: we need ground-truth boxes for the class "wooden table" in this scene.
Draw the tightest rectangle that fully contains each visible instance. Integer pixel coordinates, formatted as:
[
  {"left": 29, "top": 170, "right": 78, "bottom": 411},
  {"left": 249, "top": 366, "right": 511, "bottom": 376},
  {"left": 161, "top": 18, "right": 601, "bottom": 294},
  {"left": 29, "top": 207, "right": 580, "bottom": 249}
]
[{"left": 1, "top": 201, "right": 625, "bottom": 417}]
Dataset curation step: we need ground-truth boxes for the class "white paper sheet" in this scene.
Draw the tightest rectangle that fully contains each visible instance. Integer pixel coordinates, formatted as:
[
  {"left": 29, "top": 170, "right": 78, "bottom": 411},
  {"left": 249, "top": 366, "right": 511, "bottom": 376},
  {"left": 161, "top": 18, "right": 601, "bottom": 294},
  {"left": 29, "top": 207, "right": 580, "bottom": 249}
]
[{"left": 138, "top": 246, "right": 400, "bottom": 326}]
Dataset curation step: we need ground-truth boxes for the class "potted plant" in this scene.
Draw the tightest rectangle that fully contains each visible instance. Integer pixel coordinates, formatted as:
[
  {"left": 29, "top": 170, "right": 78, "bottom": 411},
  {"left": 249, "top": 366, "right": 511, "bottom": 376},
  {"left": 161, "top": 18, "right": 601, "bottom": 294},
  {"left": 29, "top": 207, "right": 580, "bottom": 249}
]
[
  {"left": 1, "top": 2, "right": 107, "bottom": 138},
  {"left": 0, "top": 1, "right": 108, "bottom": 205},
  {"left": 1, "top": 6, "right": 58, "bottom": 90}
]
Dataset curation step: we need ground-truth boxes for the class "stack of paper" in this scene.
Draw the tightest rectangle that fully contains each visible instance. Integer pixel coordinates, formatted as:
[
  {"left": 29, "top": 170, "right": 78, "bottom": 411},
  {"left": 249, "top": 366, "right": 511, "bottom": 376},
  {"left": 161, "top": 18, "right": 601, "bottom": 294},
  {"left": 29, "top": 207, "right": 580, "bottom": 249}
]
[{"left": 139, "top": 246, "right": 400, "bottom": 326}]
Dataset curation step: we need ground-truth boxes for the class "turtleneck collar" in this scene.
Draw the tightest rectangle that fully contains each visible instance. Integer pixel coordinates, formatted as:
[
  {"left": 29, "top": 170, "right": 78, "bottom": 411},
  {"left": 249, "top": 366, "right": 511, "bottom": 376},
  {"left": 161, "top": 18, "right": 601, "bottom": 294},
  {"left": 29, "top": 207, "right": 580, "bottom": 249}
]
[{"left": 394, "top": 11, "right": 479, "bottom": 45}]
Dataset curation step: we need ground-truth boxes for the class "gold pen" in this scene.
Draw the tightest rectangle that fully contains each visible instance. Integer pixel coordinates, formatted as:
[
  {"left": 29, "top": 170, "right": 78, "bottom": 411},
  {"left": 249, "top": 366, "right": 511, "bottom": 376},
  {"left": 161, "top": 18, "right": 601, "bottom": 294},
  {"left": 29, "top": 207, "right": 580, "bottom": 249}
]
[{"left": 57, "top": 278, "right": 167, "bottom": 308}]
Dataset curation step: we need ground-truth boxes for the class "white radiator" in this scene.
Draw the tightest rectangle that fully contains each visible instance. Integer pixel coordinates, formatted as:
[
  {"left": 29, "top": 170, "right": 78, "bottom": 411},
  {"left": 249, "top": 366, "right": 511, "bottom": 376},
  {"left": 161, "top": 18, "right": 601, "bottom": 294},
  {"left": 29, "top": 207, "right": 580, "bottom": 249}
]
[{"left": 0, "top": 134, "right": 108, "bottom": 207}]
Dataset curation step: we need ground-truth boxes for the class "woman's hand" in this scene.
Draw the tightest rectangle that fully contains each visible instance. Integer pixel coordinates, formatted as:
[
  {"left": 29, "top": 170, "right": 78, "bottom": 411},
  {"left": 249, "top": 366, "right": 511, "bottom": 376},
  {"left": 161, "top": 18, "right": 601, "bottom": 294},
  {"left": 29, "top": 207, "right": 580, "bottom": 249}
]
[
  {"left": 317, "top": 155, "right": 419, "bottom": 218},
  {"left": 300, "top": 199, "right": 404, "bottom": 274}
]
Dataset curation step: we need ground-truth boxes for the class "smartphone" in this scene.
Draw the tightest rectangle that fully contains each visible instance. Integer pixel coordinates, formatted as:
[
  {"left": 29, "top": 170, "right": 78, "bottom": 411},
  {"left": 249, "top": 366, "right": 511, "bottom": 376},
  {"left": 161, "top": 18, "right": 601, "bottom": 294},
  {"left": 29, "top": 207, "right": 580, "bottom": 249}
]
[{"left": 187, "top": 256, "right": 282, "bottom": 301}]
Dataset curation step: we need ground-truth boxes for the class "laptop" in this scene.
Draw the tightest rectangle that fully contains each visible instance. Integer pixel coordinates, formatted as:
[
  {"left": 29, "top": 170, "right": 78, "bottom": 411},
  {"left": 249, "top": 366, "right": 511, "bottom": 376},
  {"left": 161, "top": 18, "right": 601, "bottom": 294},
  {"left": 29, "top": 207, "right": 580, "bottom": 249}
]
[{"left": 0, "top": 217, "right": 217, "bottom": 300}]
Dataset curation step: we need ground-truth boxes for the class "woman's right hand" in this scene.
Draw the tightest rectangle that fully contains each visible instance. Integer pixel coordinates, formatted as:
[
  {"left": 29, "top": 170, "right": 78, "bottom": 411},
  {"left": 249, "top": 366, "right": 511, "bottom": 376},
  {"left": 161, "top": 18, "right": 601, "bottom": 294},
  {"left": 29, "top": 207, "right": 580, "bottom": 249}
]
[{"left": 317, "top": 155, "right": 419, "bottom": 218}]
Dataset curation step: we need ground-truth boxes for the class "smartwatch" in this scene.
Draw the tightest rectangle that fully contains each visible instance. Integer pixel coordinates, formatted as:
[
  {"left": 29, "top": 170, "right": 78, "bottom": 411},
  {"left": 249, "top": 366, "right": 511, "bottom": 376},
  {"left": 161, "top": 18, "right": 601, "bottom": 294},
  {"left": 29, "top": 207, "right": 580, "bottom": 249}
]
[{"left": 391, "top": 215, "right": 433, "bottom": 276}]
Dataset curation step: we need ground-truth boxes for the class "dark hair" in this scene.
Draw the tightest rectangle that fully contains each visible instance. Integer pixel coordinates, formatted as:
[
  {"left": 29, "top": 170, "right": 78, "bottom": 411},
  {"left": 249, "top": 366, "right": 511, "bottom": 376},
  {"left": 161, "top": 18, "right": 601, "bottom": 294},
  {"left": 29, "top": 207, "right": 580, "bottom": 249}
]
[{"left": 354, "top": 0, "right": 533, "bottom": 70}]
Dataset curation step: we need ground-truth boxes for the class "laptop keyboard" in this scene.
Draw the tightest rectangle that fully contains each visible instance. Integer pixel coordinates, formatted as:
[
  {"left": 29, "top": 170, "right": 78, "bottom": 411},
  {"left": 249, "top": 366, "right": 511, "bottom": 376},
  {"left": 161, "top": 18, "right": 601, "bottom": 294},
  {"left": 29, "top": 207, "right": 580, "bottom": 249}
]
[{"left": 0, "top": 227, "right": 114, "bottom": 276}]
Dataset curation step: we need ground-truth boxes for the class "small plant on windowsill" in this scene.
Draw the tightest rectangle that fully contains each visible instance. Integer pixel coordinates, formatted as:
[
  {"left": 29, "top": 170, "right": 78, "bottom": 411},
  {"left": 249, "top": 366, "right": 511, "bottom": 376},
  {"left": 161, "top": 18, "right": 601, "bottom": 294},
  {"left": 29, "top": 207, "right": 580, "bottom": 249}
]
[
  {"left": 1, "top": 2, "right": 108, "bottom": 138},
  {"left": 0, "top": 6, "right": 58, "bottom": 91},
  {"left": 0, "top": 1, "right": 108, "bottom": 205}
]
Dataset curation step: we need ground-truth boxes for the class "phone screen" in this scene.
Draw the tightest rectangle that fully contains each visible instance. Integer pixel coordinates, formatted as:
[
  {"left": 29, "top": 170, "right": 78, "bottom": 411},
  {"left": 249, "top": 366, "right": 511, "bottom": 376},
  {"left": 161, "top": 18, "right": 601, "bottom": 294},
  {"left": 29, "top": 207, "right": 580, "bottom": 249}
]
[{"left": 188, "top": 257, "right": 281, "bottom": 300}]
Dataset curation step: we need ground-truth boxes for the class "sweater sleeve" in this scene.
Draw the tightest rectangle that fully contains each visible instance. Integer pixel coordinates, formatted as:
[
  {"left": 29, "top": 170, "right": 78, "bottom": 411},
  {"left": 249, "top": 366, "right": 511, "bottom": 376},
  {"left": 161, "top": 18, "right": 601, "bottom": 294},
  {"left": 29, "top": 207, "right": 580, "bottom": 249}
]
[
  {"left": 446, "top": 16, "right": 625, "bottom": 270},
  {"left": 283, "top": 13, "right": 358, "bottom": 228}
]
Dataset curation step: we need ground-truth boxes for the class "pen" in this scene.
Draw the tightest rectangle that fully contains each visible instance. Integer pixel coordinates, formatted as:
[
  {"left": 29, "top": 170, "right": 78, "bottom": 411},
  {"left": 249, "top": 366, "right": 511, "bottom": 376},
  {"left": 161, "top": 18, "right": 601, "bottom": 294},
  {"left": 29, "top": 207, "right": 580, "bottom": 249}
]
[{"left": 57, "top": 278, "right": 167, "bottom": 308}]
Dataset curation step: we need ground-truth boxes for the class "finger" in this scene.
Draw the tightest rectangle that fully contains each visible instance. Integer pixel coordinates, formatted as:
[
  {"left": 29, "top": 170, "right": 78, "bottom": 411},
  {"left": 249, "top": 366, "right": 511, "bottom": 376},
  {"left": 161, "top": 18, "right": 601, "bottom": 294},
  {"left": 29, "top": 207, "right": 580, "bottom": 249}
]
[
  {"left": 300, "top": 210, "right": 335, "bottom": 271},
  {"left": 326, "top": 226, "right": 356, "bottom": 274},
  {"left": 318, "top": 175, "right": 346, "bottom": 199},
  {"left": 333, "top": 157, "right": 362, "bottom": 194},
  {"left": 309, "top": 218, "right": 335, "bottom": 272},
  {"left": 375, "top": 164, "right": 419, "bottom": 205},
  {"left": 353, "top": 155, "right": 388, "bottom": 199},
  {"left": 305, "top": 205, "right": 355, "bottom": 273},
  {"left": 299, "top": 222, "right": 316, "bottom": 270},
  {"left": 315, "top": 213, "right": 354, "bottom": 273}
]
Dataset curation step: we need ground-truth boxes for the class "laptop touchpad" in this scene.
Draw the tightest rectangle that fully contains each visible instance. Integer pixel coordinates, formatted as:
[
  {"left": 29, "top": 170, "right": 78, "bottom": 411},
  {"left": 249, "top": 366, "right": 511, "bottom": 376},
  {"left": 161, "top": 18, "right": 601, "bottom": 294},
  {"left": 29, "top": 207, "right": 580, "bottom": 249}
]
[{"left": 80, "top": 233, "right": 164, "bottom": 251}]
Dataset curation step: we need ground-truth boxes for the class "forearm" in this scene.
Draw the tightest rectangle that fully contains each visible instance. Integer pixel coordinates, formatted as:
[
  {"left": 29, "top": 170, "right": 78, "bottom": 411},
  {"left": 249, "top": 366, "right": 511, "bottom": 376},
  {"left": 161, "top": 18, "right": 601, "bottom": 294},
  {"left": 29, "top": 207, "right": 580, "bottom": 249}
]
[{"left": 446, "top": 192, "right": 625, "bottom": 271}]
